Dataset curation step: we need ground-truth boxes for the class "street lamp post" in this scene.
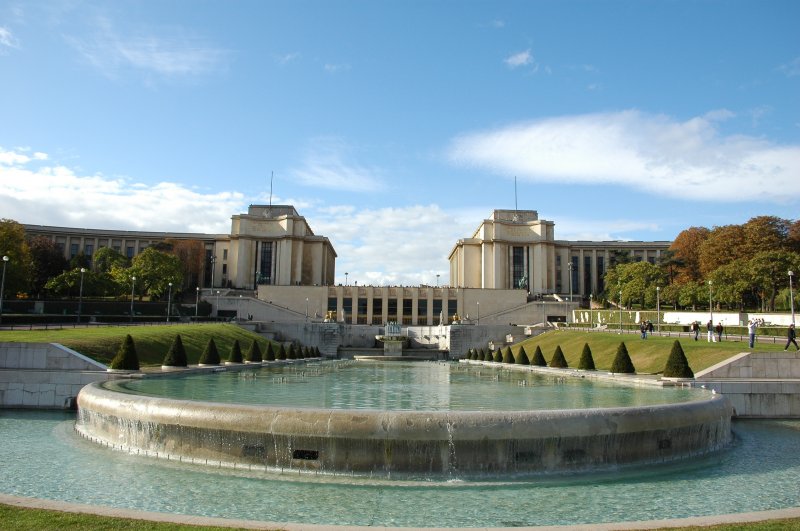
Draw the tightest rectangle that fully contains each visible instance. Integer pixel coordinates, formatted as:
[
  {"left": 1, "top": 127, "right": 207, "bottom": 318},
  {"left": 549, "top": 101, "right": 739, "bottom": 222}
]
[
  {"left": 790, "top": 270, "right": 795, "bottom": 325},
  {"left": 130, "top": 276, "right": 136, "bottom": 323},
  {"left": 618, "top": 290, "right": 623, "bottom": 334},
  {"left": 0, "top": 255, "right": 10, "bottom": 323},
  {"left": 589, "top": 294, "right": 593, "bottom": 329},
  {"left": 77, "top": 268, "right": 86, "bottom": 324},
  {"left": 708, "top": 280, "right": 713, "bottom": 326},
  {"left": 656, "top": 286, "right": 661, "bottom": 335},
  {"left": 216, "top": 290, "right": 220, "bottom": 317},
  {"left": 345, "top": 272, "right": 348, "bottom": 286},
  {"left": 476, "top": 301, "right": 480, "bottom": 324},
  {"left": 436, "top": 274, "right": 440, "bottom": 287},
  {"left": 305, "top": 297, "right": 309, "bottom": 320},
  {"left": 210, "top": 255, "right": 216, "bottom": 289},
  {"left": 195, "top": 286, "right": 200, "bottom": 318},
  {"left": 167, "top": 282, "right": 172, "bottom": 322},
  {"left": 567, "top": 262, "right": 573, "bottom": 324},
  {"left": 239, "top": 294, "right": 243, "bottom": 320}
]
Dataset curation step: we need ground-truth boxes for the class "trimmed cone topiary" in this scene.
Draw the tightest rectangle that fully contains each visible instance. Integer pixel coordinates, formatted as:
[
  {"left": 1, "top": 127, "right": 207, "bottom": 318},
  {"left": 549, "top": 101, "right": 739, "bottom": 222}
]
[
  {"left": 549, "top": 345, "right": 568, "bottom": 368},
  {"left": 477, "top": 348, "right": 485, "bottom": 361},
  {"left": 531, "top": 345, "right": 547, "bottom": 366},
  {"left": 227, "top": 339, "right": 243, "bottom": 363},
  {"left": 610, "top": 342, "right": 636, "bottom": 373},
  {"left": 245, "top": 340, "right": 262, "bottom": 363},
  {"left": 663, "top": 340, "right": 694, "bottom": 378},
  {"left": 198, "top": 338, "right": 221, "bottom": 365},
  {"left": 109, "top": 334, "right": 139, "bottom": 371},
  {"left": 277, "top": 344, "right": 287, "bottom": 360},
  {"left": 162, "top": 334, "right": 188, "bottom": 367},
  {"left": 314, "top": 346, "right": 321, "bottom": 358},
  {"left": 578, "top": 343, "right": 596, "bottom": 370},
  {"left": 288, "top": 344, "right": 297, "bottom": 360},
  {"left": 502, "top": 346, "right": 515, "bottom": 364},
  {"left": 264, "top": 342, "right": 275, "bottom": 361},
  {"left": 492, "top": 349, "right": 502, "bottom": 362},
  {"left": 516, "top": 345, "right": 530, "bottom": 365}
]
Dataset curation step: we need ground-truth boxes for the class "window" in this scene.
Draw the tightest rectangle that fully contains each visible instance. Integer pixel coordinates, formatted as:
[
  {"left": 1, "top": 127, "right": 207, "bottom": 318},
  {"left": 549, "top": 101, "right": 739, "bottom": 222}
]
[
  {"left": 70, "top": 243, "right": 79, "bottom": 259},
  {"left": 357, "top": 298, "right": 368, "bottom": 324},
  {"left": 402, "top": 298, "right": 413, "bottom": 325},
  {"left": 126, "top": 246, "right": 134, "bottom": 259},
  {"left": 84, "top": 244, "right": 94, "bottom": 257},
  {"left": 327, "top": 297, "right": 337, "bottom": 312},
  {"left": 387, "top": 298, "right": 398, "bottom": 320},
  {"left": 223, "top": 249, "right": 228, "bottom": 260},
  {"left": 584, "top": 255, "right": 592, "bottom": 296},
  {"left": 596, "top": 256, "right": 605, "bottom": 294},
  {"left": 570, "top": 256, "right": 579, "bottom": 296},
  {"left": 342, "top": 298, "right": 353, "bottom": 321},
  {"left": 448, "top": 300, "right": 458, "bottom": 320},
  {"left": 417, "top": 298, "right": 427, "bottom": 319},
  {"left": 512, "top": 246, "right": 525, "bottom": 289},
  {"left": 259, "top": 242, "right": 273, "bottom": 285},
  {"left": 432, "top": 299, "right": 442, "bottom": 323}
]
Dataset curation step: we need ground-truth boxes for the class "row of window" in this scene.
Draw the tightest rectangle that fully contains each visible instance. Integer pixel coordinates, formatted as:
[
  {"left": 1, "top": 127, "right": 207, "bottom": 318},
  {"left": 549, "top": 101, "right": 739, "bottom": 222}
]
[{"left": 328, "top": 297, "right": 458, "bottom": 323}]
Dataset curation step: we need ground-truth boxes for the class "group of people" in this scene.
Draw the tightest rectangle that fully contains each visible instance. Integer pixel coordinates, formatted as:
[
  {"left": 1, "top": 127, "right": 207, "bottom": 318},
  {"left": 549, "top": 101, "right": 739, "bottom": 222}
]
[
  {"left": 639, "top": 320, "right": 654, "bottom": 339},
  {"left": 689, "top": 320, "right": 724, "bottom": 342}
]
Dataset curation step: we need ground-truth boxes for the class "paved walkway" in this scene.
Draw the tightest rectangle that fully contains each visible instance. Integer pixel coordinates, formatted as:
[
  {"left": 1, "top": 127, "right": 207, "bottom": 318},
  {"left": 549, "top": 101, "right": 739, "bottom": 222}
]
[{"left": 2, "top": 493, "right": 799, "bottom": 530}]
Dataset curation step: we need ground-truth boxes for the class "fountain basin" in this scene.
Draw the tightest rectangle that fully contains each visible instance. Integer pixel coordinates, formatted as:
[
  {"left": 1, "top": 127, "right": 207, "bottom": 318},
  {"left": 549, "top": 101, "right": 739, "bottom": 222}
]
[{"left": 76, "top": 379, "right": 733, "bottom": 475}]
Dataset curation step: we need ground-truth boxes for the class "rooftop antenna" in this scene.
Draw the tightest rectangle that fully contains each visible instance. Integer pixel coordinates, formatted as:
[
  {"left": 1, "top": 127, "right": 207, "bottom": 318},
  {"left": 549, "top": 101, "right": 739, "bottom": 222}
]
[
  {"left": 266, "top": 171, "right": 273, "bottom": 217},
  {"left": 513, "top": 176, "right": 519, "bottom": 222}
]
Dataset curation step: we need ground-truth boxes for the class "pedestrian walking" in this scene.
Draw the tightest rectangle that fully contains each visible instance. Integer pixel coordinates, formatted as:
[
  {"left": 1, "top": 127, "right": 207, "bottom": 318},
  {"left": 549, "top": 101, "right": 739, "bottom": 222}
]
[
  {"left": 706, "top": 320, "right": 715, "bottom": 342},
  {"left": 640, "top": 320, "right": 648, "bottom": 339},
  {"left": 692, "top": 321, "right": 700, "bottom": 341},
  {"left": 715, "top": 322, "right": 724, "bottom": 342},
  {"left": 748, "top": 319, "right": 758, "bottom": 349},
  {"left": 786, "top": 324, "right": 799, "bottom": 351}
]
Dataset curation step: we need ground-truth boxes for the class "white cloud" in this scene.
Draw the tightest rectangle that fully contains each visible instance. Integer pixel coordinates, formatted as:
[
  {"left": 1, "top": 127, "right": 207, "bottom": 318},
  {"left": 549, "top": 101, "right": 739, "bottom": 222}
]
[
  {"left": 491, "top": 19, "right": 505, "bottom": 29},
  {"left": 66, "top": 17, "right": 226, "bottom": 78},
  {"left": 275, "top": 52, "right": 300, "bottom": 65},
  {"left": 447, "top": 110, "right": 800, "bottom": 203},
  {"left": 778, "top": 56, "right": 800, "bottom": 77},
  {"left": 324, "top": 63, "right": 351, "bottom": 73},
  {"left": 504, "top": 49, "right": 533, "bottom": 68},
  {"left": 290, "top": 138, "right": 384, "bottom": 192},
  {"left": 0, "top": 147, "right": 243, "bottom": 233},
  {"left": 308, "top": 204, "right": 471, "bottom": 286},
  {"left": 0, "top": 26, "right": 20, "bottom": 50}
]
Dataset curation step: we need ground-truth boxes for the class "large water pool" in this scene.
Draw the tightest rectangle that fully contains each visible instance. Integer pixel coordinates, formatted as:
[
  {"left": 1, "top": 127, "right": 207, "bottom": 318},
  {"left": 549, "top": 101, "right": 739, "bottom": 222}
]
[
  {"left": 2, "top": 412, "right": 799, "bottom": 527},
  {"left": 111, "top": 360, "right": 705, "bottom": 410}
]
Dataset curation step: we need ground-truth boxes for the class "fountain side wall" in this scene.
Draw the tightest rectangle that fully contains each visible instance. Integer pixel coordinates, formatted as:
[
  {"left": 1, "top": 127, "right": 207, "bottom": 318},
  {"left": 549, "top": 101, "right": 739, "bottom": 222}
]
[
  {"left": 0, "top": 342, "right": 110, "bottom": 409},
  {"left": 76, "top": 382, "right": 733, "bottom": 475}
]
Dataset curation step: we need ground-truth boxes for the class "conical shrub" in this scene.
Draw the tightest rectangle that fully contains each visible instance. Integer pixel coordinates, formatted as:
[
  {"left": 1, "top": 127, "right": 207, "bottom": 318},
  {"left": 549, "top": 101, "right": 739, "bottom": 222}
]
[
  {"left": 227, "top": 339, "right": 243, "bottom": 363},
  {"left": 492, "top": 349, "right": 502, "bottom": 362},
  {"left": 531, "top": 345, "right": 547, "bottom": 366},
  {"left": 549, "top": 345, "right": 568, "bottom": 368},
  {"left": 578, "top": 343, "right": 596, "bottom": 370},
  {"left": 663, "top": 340, "right": 694, "bottom": 378},
  {"left": 277, "top": 344, "right": 287, "bottom": 360},
  {"left": 502, "top": 346, "right": 515, "bottom": 364},
  {"left": 516, "top": 345, "right": 530, "bottom": 365},
  {"left": 610, "top": 342, "right": 636, "bottom": 374},
  {"left": 109, "top": 334, "right": 139, "bottom": 371},
  {"left": 263, "top": 342, "right": 275, "bottom": 361},
  {"left": 245, "top": 340, "right": 262, "bottom": 363},
  {"left": 314, "top": 346, "right": 321, "bottom": 358},
  {"left": 162, "top": 334, "right": 188, "bottom": 367},
  {"left": 288, "top": 344, "right": 297, "bottom": 360},
  {"left": 198, "top": 338, "right": 220, "bottom": 365},
  {"left": 478, "top": 348, "right": 486, "bottom": 361}
]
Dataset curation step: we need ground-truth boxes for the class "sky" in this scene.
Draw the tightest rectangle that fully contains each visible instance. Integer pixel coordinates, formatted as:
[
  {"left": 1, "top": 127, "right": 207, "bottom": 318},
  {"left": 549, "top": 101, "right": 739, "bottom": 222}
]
[{"left": 1, "top": 0, "right": 799, "bottom": 287}]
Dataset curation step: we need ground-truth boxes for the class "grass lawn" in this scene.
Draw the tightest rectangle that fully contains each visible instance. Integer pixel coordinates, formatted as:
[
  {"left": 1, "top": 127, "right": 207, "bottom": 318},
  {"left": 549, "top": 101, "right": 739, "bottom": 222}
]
[
  {"left": 1, "top": 503, "right": 799, "bottom": 530},
  {"left": 0, "top": 323, "right": 277, "bottom": 367},
  {"left": 502, "top": 329, "right": 787, "bottom": 374}
]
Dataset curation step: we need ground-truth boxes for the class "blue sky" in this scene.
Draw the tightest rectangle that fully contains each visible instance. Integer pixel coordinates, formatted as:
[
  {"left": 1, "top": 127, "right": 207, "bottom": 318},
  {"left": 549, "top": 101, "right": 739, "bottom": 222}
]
[{"left": 1, "top": 0, "right": 798, "bottom": 286}]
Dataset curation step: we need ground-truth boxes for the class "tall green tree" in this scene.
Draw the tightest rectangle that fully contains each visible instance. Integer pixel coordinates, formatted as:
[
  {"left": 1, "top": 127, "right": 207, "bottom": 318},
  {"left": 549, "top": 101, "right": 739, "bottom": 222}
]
[
  {"left": 28, "top": 236, "right": 67, "bottom": 297},
  {"left": 0, "top": 219, "right": 32, "bottom": 298},
  {"left": 93, "top": 247, "right": 129, "bottom": 274},
  {"left": 748, "top": 251, "right": 800, "bottom": 311},
  {"left": 113, "top": 247, "right": 183, "bottom": 300}
]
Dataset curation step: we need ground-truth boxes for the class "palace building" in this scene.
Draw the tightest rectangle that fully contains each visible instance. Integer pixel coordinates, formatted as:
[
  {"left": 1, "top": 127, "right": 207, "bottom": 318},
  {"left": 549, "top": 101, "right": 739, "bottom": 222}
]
[
  {"left": 23, "top": 205, "right": 669, "bottom": 326},
  {"left": 24, "top": 205, "right": 336, "bottom": 289}
]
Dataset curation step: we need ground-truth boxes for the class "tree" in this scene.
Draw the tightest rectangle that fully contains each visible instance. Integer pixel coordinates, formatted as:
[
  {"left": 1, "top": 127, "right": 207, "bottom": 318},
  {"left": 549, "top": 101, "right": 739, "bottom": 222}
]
[
  {"left": 109, "top": 335, "right": 139, "bottom": 371},
  {"left": 0, "top": 219, "right": 32, "bottom": 298},
  {"left": 788, "top": 220, "right": 800, "bottom": 253},
  {"left": 114, "top": 247, "right": 183, "bottom": 300},
  {"left": 699, "top": 224, "right": 746, "bottom": 277},
  {"left": 228, "top": 340, "right": 243, "bottom": 363},
  {"left": 663, "top": 340, "right": 694, "bottom": 378},
  {"left": 657, "top": 249, "right": 683, "bottom": 285},
  {"left": 578, "top": 343, "right": 596, "bottom": 370},
  {"left": 245, "top": 341, "right": 263, "bottom": 363},
  {"left": 610, "top": 342, "right": 635, "bottom": 374},
  {"left": 678, "top": 281, "right": 706, "bottom": 311},
  {"left": 549, "top": 345, "right": 568, "bottom": 368},
  {"left": 45, "top": 267, "right": 119, "bottom": 298},
  {"left": 94, "top": 247, "right": 129, "bottom": 274},
  {"left": 277, "top": 343, "right": 287, "bottom": 361},
  {"left": 708, "top": 259, "right": 753, "bottom": 311},
  {"left": 28, "top": 236, "right": 67, "bottom": 297},
  {"left": 502, "top": 346, "right": 514, "bottom": 364},
  {"left": 669, "top": 226, "right": 710, "bottom": 283},
  {"left": 531, "top": 345, "right": 547, "bottom": 366},
  {"left": 492, "top": 348, "right": 502, "bottom": 362},
  {"left": 164, "top": 239, "right": 206, "bottom": 289},
  {"left": 198, "top": 338, "right": 221, "bottom": 365},
  {"left": 516, "top": 345, "right": 530, "bottom": 365},
  {"left": 264, "top": 342, "right": 275, "bottom": 361},
  {"left": 741, "top": 216, "right": 790, "bottom": 256},
  {"left": 163, "top": 335, "right": 188, "bottom": 367},
  {"left": 748, "top": 251, "right": 800, "bottom": 311}
]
